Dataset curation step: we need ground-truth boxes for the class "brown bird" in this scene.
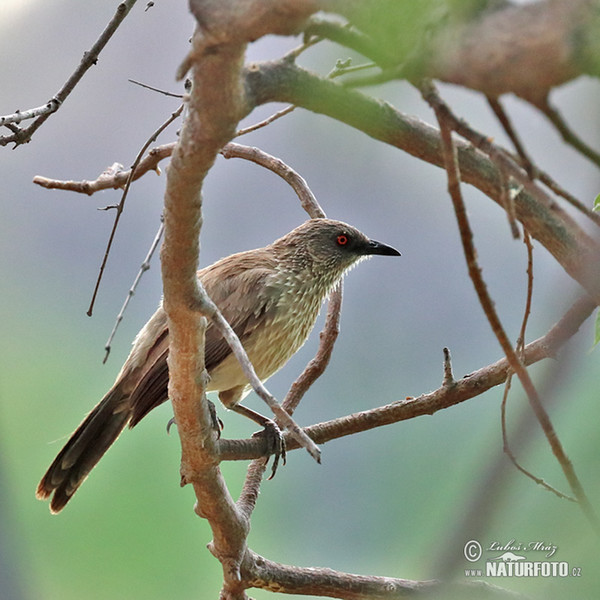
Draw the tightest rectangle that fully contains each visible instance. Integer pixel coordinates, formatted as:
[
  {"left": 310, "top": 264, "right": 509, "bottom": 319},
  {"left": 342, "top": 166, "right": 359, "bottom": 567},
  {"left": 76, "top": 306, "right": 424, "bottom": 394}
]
[{"left": 37, "top": 218, "right": 400, "bottom": 512}]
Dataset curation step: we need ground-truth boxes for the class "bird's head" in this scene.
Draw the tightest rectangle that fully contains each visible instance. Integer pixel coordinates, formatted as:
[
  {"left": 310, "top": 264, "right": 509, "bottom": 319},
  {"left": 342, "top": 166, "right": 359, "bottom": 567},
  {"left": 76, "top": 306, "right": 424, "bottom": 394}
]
[{"left": 273, "top": 218, "right": 400, "bottom": 282}]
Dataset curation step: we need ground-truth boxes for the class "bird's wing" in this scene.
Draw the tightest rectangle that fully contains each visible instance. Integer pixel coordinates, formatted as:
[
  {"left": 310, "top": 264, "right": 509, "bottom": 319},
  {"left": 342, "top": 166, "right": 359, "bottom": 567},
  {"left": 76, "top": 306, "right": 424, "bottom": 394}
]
[
  {"left": 128, "top": 249, "right": 279, "bottom": 426},
  {"left": 202, "top": 251, "right": 279, "bottom": 373}
]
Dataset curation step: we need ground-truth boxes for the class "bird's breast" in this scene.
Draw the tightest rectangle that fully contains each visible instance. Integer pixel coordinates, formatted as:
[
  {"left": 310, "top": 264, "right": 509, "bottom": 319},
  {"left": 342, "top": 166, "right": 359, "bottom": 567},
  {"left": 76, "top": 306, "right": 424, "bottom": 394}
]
[{"left": 206, "top": 282, "right": 325, "bottom": 395}]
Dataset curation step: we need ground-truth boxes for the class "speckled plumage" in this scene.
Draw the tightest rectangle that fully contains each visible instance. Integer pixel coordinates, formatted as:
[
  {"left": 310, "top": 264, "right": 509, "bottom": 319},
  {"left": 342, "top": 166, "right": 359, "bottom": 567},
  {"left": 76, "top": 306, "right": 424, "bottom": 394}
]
[{"left": 37, "top": 218, "right": 399, "bottom": 512}]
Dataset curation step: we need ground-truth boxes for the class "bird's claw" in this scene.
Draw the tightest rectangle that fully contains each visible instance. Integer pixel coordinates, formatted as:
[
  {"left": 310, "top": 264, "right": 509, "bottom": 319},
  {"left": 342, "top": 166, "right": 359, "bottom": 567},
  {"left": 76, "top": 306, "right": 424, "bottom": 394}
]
[
  {"left": 252, "top": 419, "right": 287, "bottom": 479},
  {"left": 166, "top": 399, "right": 224, "bottom": 438}
]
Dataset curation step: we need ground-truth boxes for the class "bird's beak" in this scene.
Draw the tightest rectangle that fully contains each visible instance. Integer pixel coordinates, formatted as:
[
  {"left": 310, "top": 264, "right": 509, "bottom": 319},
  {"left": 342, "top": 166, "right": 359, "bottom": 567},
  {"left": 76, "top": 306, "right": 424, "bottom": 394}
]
[{"left": 364, "top": 239, "right": 401, "bottom": 257}]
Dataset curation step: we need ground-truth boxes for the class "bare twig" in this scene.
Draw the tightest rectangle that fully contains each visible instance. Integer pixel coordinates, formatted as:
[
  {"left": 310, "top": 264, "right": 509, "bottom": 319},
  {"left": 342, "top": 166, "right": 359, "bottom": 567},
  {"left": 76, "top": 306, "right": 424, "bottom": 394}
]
[
  {"left": 486, "top": 97, "right": 600, "bottom": 229},
  {"left": 498, "top": 168, "right": 521, "bottom": 239},
  {"left": 499, "top": 231, "right": 573, "bottom": 499},
  {"left": 128, "top": 78, "right": 184, "bottom": 98},
  {"left": 86, "top": 104, "right": 183, "bottom": 316},
  {"left": 0, "top": 99, "right": 62, "bottom": 128},
  {"left": 236, "top": 105, "right": 296, "bottom": 137},
  {"left": 0, "top": 0, "right": 138, "bottom": 147},
  {"left": 195, "top": 284, "right": 321, "bottom": 463},
  {"left": 535, "top": 95, "right": 600, "bottom": 169},
  {"left": 422, "top": 78, "right": 599, "bottom": 532},
  {"left": 517, "top": 229, "right": 534, "bottom": 352},
  {"left": 442, "top": 347, "right": 455, "bottom": 387},
  {"left": 500, "top": 376, "right": 575, "bottom": 502},
  {"left": 487, "top": 96, "right": 536, "bottom": 178},
  {"left": 535, "top": 167, "right": 600, "bottom": 228},
  {"left": 102, "top": 216, "right": 164, "bottom": 363}
]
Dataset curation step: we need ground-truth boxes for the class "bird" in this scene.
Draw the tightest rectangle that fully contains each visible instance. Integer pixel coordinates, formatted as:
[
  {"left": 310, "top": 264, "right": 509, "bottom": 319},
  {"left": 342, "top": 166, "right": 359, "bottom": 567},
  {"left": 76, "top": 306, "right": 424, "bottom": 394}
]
[{"left": 36, "top": 218, "right": 400, "bottom": 513}]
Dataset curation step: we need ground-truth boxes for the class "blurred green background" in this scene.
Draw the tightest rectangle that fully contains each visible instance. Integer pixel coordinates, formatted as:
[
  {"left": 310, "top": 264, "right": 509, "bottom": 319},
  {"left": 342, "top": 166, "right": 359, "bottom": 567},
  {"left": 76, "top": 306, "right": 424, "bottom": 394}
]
[{"left": 1, "top": 2, "right": 599, "bottom": 599}]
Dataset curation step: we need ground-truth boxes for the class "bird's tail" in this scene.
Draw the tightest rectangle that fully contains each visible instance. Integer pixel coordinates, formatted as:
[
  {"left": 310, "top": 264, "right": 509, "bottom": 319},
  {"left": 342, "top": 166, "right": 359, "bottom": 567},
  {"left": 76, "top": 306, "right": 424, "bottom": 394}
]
[{"left": 36, "top": 382, "right": 131, "bottom": 513}]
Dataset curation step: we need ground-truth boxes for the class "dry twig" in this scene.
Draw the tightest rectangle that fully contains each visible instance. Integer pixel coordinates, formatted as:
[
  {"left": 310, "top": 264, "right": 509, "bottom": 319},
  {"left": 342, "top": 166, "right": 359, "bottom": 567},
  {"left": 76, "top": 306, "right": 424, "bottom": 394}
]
[
  {"left": 0, "top": 0, "right": 138, "bottom": 147},
  {"left": 86, "top": 104, "right": 183, "bottom": 316}
]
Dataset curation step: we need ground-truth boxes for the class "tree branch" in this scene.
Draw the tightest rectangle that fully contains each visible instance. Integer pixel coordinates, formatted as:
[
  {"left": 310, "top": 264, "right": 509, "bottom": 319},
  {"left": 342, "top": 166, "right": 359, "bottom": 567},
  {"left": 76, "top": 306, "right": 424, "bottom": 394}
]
[
  {"left": 160, "top": 29, "right": 250, "bottom": 595},
  {"left": 0, "top": 0, "right": 139, "bottom": 147},
  {"left": 245, "top": 59, "right": 600, "bottom": 303},
  {"left": 218, "top": 295, "right": 597, "bottom": 461},
  {"left": 240, "top": 549, "right": 526, "bottom": 599}
]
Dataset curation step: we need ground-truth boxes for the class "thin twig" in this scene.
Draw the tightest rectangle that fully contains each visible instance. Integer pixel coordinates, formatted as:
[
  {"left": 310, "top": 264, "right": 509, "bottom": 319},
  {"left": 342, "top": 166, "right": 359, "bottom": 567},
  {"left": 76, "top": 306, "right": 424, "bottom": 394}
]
[
  {"left": 442, "top": 347, "right": 455, "bottom": 387},
  {"left": 487, "top": 96, "right": 536, "bottom": 178},
  {"left": 500, "top": 376, "right": 575, "bottom": 501},
  {"left": 498, "top": 167, "right": 521, "bottom": 239},
  {"left": 236, "top": 105, "right": 296, "bottom": 137},
  {"left": 535, "top": 95, "right": 600, "bottom": 169},
  {"left": 501, "top": 229, "right": 574, "bottom": 500},
  {"left": 234, "top": 32, "right": 322, "bottom": 138},
  {"left": 0, "top": 99, "right": 62, "bottom": 128},
  {"left": 487, "top": 97, "right": 600, "bottom": 229},
  {"left": 128, "top": 78, "right": 184, "bottom": 98},
  {"left": 517, "top": 229, "right": 534, "bottom": 352},
  {"left": 535, "top": 168, "right": 600, "bottom": 228},
  {"left": 407, "top": 81, "right": 554, "bottom": 222},
  {"left": 0, "top": 0, "right": 138, "bottom": 147},
  {"left": 500, "top": 228, "right": 571, "bottom": 502},
  {"left": 102, "top": 216, "right": 164, "bottom": 363},
  {"left": 87, "top": 104, "right": 183, "bottom": 316},
  {"left": 421, "top": 79, "right": 599, "bottom": 532}
]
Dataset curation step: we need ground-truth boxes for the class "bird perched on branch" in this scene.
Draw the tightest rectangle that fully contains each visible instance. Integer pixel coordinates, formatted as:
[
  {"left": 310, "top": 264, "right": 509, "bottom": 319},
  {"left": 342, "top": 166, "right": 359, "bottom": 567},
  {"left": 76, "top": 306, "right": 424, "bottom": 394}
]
[{"left": 37, "top": 218, "right": 400, "bottom": 513}]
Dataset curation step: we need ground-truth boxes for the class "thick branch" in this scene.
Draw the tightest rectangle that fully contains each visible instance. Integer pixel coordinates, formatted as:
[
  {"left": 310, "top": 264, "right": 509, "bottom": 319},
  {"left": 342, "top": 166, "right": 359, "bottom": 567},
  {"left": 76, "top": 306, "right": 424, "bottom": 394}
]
[{"left": 160, "top": 29, "right": 249, "bottom": 585}]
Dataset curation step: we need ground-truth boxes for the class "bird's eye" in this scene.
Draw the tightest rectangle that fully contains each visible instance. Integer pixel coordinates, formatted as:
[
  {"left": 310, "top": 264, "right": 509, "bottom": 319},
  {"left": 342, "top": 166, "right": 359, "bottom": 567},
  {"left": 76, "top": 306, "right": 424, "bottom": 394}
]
[{"left": 336, "top": 234, "right": 349, "bottom": 246}]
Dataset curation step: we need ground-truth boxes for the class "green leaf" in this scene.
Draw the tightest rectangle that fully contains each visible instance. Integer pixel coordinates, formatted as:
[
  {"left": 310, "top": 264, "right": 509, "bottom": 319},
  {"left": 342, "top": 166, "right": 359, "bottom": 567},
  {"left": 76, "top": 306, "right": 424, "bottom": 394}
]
[{"left": 593, "top": 194, "right": 600, "bottom": 212}]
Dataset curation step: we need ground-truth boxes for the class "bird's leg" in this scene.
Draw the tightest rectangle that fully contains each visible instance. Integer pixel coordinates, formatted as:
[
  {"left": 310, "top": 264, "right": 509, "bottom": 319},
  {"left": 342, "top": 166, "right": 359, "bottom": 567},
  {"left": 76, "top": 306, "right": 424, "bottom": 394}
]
[{"left": 230, "top": 403, "right": 287, "bottom": 479}]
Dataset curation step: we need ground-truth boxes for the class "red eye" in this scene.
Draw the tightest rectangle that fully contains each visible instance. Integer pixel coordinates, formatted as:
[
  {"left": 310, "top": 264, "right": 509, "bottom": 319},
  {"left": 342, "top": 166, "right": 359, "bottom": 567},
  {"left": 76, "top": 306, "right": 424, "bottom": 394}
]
[{"left": 337, "top": 234, "right": 348, "bottom": 246}]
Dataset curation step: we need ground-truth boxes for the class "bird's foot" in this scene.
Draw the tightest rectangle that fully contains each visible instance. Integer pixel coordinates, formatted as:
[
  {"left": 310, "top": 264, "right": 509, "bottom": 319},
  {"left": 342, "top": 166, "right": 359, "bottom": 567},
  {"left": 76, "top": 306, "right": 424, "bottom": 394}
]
[
  {"left": 252, "top": 419, "right": 287, "bottom": 479},
  {"left": 166, "top": 399, "right": 224, "bottom": 438}
]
